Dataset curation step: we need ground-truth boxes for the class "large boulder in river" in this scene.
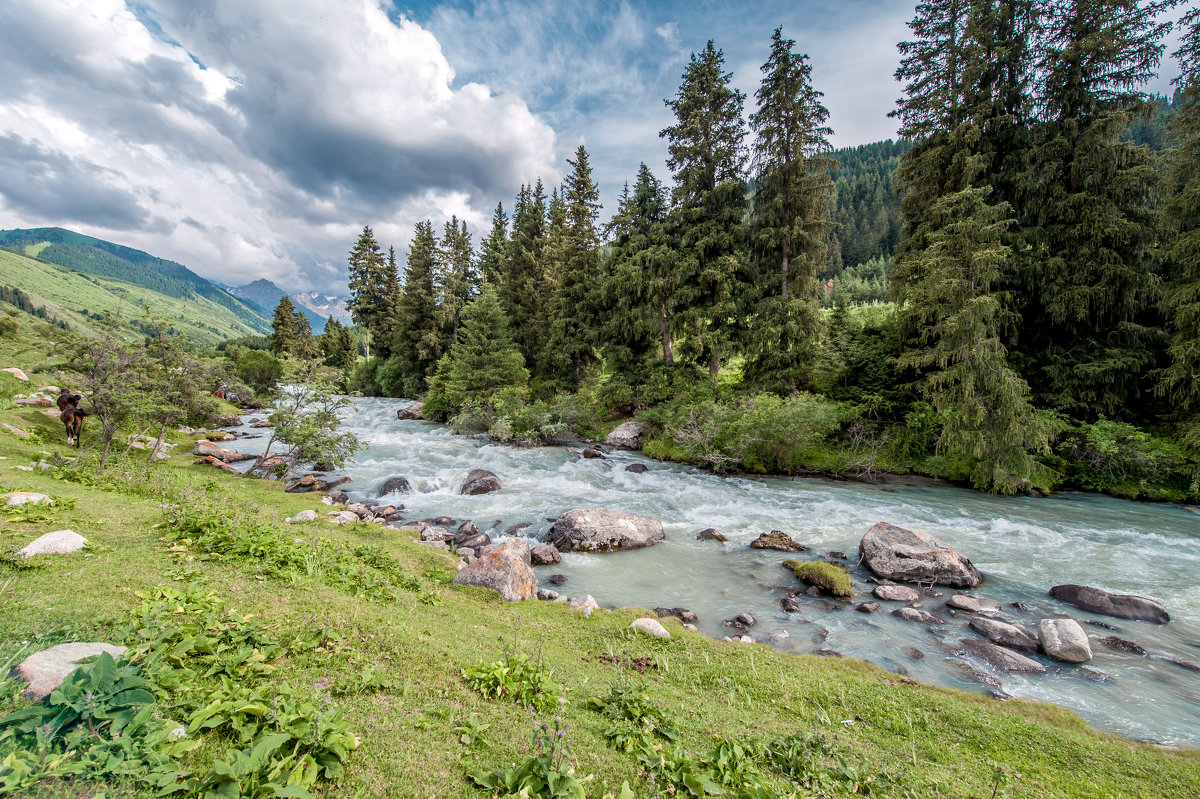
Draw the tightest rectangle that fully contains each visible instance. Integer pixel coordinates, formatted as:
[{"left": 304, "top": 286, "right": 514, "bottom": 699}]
[
  {"left": 969, "top": 617, "right": 1039, "bottom": 653},
  {"left": 460, "top": 469, "right": 502, "bottom": 495},
  {"left": 378, "top": 475, "right": 412, "bottom": 496},
  {"left": 604, "top": 421, "right": 646, "bottom": 450},
  {"left": 545, "top": 508, "right": 664, "bottom": 553},
  {"left": 451, "top": 538, "right": 537, "bottom": 601},
  {"left": 396, "top": 402, "right": 423, "bottom": 420},
  {"left": 1038, "top": 619, "right": 1092, "bottom": 663},
  {"left": 858, "top": 522, "right": 982, "bottom": 588},
  {"left": 750, "top": 530, "right": 808, "bottom": 552},
  {"left": 1048, "top": 584, "right": 1169, "bottom": 624},
  {"left": 960, "top": 639, "right": 1046, "bottom": 674}
]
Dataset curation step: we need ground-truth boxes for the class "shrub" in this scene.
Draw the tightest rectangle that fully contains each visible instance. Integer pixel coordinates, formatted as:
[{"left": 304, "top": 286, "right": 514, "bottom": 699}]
[
  {"left": 235, "top": 349, "right": 283, "bottom": 393},
  {"left": 782, "top": 559, "right": 852, "bottom": 598}
]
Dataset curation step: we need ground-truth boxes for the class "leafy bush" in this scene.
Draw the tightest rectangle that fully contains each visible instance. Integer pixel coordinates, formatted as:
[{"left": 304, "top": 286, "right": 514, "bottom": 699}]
[
  {"left": 235, "top": 349, "right": 283, "bottom": 393},
  {"left": 462, "top": 653, "right": 562, "bottom": 712},
  {"left": 782, "top": 559, "right": 853, "bottom": 598},
  {"left": 1052, "top": 417, "right": 1200, "bottom": 501},
  {"left": 642, "top": 393, "right": 841, "bottom": 474}
]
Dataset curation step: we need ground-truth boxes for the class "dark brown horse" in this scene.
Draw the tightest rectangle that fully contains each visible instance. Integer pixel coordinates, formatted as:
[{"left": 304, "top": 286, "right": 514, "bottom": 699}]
[{"left": 57, "top": 390, "right": 86, "bottom": 447}]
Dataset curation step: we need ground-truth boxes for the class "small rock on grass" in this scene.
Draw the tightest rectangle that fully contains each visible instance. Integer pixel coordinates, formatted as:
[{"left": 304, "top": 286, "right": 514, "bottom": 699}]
[
  {"left": 630, "top": 618, "right": 671, "bottom": 639},
  {"left": 16, "top": 643, "right": 127, "bottom": 700},
  {"left": 4, "top": 491, "right": 52, "bottom": 506},
  {"left": 285, "top": 510, "right": 318, "bottom": 523},
  {"left": 568, "top": 594, "right": 600, "bottom": 617},
  {"left": 18, "top": 530, "right": 87, "bottom": 557}
]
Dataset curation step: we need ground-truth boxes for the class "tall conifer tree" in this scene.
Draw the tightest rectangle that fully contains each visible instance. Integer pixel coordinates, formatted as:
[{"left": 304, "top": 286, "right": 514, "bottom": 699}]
[
  {"left": 346, "top": 226, "right": 395, "bottom": 360},
  {"left": 502, "top": 181, "right": 549, "bottom": 371},
  {"left": 436, "top": 216, "right": 477, "bottom": 344},
  {"left": 390, "top": 221, "right": 442, "bottom": 397},
  {"left": 1160, "top": 7, "right": 1200, "bottom": 439},
  {"left": 661, "top": 41, "right": 751, "bottom": 382},
  {"left": 270, "top": 295, "right": 300, "bottom": 357},
  {"left": 746, "top": 27, "right": 834, "bottom": 392},
  {"left": 1020, "top": 0, "right": 1171, "bottom": 416},
  {"left": 477, "top": 203, "right": 508, "bottom": 287}
]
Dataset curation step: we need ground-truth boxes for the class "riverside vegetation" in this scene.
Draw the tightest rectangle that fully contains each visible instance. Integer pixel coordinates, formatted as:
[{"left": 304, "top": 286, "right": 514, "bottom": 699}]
[
  {"left": 257, "top": 5, "right": 1200, "bottom": 504},
  {"left": 2, "top": 306, "right": 1200, "bottom": 796}
]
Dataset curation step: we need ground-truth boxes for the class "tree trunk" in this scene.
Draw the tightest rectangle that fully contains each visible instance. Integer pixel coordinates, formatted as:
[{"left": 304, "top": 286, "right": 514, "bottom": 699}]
[
  {"left": 659, "top": 300, "right": 674, "bottom": 364},
  {"left": 149, "top": 419, "right": 169, "bottom": 464},
  {"left": 781, "top": 240, "right": 790, "bottom": 300},
  {"left": 710, "top": 346, "right": 720, "bottom": 385},
  {"left": 98, "top": 430, "right": 113, "bottom": 470}
]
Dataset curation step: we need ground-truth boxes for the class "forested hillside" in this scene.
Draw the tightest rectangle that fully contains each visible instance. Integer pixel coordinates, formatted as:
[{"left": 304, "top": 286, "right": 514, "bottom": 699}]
[{"left": 0, "top": 227, "right": 269, "bottom": 332}]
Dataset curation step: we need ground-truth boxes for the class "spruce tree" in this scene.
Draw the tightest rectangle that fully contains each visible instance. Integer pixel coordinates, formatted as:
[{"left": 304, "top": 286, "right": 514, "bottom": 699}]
[
  {"left": 746, "top": 27, "right": 835, "bottom": 392},
  {"left": 661, "top": 40, "right": 751, "bottom": 382},
  {"left": 436, "top": 216, "right": 477, "bottom": 344},
  {"left": 896, "top": 187, "right": 1051, "bottom": 493},
  {"left": 602, "top": 164, "right": 675, "bottom": 373},
  {"left": 542, "top": 145, "right": 603, "bottom": 391},
  {"left": 319, "top": 318, "right": 356, "bottom": 370},
  {"left": 477, "top": 203, "right": 508, "bottom": 287},
  {"left": 1020, "top": 0, "right": 1171, "bottom": 416},
  {"left": 502, "top": 181, "right": 549, "bottom": 370},
  {"left": 438, "top": 286, "right": 529, "bottom": 410},
  {"left": 346, "top": 226, "right": 396, "bottom": 360},
  {"left": 1160, "top": 7, "right": 1200, "bottom": 436},
  {"left": 292, "top": 310, "right": 319, "bottom": 360},
  {"left": 390, "top": 221, "right": 442, "bottom": 396},
  {"left": 270, "top": 295, "right": 300, "bottom": 357}
]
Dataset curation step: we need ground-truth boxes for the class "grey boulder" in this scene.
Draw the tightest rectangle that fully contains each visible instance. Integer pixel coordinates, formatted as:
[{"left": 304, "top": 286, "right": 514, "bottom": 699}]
[
  {"left": 530, "top": 544, "right": 562, "bottom": 566},
  {"left": 1038, "top": 619, "right": 1093, "bottom": 663},
  {"left": 873, "top": 585, "right": 921, "bottom": 602},
  {"left": 630, "top": 618, "right": 671, "bottom": 639},
  {"left": 968, "top": 617, "right": 1039, "bottom": 653},
  {"left": 1049, "top": 584, "right": 1169, "bottom": 624},
  {"left": 960, "top": 638, "right": 1046, "bottom": 674},
  {"left": 859, "top": 522, "right": 983, "bottom": 588},
  {"left": 18, "top": 530, "right": 87, "bottom": 557},
  {"left": 604, "top": 421, "right": 646, "bottom": 449},
  {"left": 378, "top": 475, "right": 412, "bottom": 496},
  {"left": 460, "top": 469, "right": 502, "bottom": 496},
  {"left": 545, "top": 508, "right": 664, "bottom": 553},
  {"left": 15, "top": 643, "right": 127, "bottom": 699},
  {"left": 396, "top": 402, "right": 423, "bottom": 420},
  {"left": 891, "top": 607, "right": 945, "bottom": 625},
  {"left": 946, "top": 594, "right": 1002, "bottom": 615}
]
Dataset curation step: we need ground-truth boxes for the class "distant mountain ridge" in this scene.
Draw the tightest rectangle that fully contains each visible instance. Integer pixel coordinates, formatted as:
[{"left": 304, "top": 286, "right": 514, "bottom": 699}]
[
  {"left": 0, "top": 227, "right": 271, "bottom": 333},
  {"left": 226, "top": 279, "right": 351, "bottom": 333}
]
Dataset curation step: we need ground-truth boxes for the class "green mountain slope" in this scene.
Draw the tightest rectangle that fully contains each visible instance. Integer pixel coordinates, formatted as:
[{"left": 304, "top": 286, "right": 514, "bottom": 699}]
[
  {"left": 0, "top": 227, "right": 269, "bottom": 333},
  {"left": 0, "top": 246, "right": 270, "bottom": 345}
]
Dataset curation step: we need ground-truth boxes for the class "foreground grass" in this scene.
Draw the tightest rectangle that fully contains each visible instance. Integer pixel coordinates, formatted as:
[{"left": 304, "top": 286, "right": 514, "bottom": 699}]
[{"left": 0, "top": 410, "right": 1199, "bottom": 798}]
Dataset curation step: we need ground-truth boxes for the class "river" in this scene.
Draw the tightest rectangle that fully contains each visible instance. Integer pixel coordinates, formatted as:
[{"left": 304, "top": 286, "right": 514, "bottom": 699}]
[{"left": 230, "top": 396, "right": 1200, "bottom": 747}]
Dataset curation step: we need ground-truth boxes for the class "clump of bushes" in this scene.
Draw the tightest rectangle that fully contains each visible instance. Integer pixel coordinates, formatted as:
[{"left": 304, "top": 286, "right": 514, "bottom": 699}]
[{"left": 783, "top": 559, "right": 852, "bottom": 598}]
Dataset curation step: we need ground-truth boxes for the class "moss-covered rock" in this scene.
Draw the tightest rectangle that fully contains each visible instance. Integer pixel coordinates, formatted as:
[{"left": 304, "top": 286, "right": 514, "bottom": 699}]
[{"left": 783, "top": 559, "right": 852, "bottom": 598}]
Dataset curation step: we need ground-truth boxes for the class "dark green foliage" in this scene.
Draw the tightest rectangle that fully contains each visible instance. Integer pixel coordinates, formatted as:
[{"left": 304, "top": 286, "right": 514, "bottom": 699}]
[
  {"left": 347, "top": 226, "right": 398, "bottom": 359},
  {"left": 319, "top": 317, "right": 356, "bottom": 371},
  {"left": 386, "top": 221, "right": 444, "bottom": 397},
  {"left": 1018, "top": 0, "right": 1170, "bottom": 416},
  {"left": 826, "top": 140, "right": 910, "bottom": 272},
  {"left": 542, "top": 145, "right": 603, "bottom": 392},
  {"left": 426, "top": 286, "right": 528, "bottom": 414},
  {"left": 1160, "top": 8, "right": 1200, "bottom": 438},
  {"left": 436, "top": 216, "right": 477, "bottom": 345},
  {"left": 235, "top": 349, "right": 283, "bottom": 393},
  {"left": 745, "top": 27, "right": 834, "bottom": 392},
  {"left": 269, "top": 295, "right": 300, "bottom": 357},
  {"left": 662, "top": 40, "right": 751, "bottom": 382},
  {"left": 501, "top": 181, "right": 550, "bottom": 371},
  {"left": 477, "top": 203, "right": 508, "bottom": 287}
]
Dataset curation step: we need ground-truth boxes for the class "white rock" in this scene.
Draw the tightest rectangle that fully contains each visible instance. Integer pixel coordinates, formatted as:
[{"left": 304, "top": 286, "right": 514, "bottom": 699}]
[
  {"left": 682, "top": 623, "right": 698, "bottom": 631},
  {"left": 767, "top": 630, "right": 791, "bottom": 644},
  {"left": 568, "top": 594, "right": 600, "bottom": 618},
  {"left": 19, "top": 530, "right": 87, "bottom": 557},
  {"left": 1038, "top": 618, "right": 1093, "bottom": 663},
  {"left": 873, "top": 585, "right": 921, "bottom": 602},
  {"left": 15, "top": 642, "right": 125, "bottom": 699},
  {"left": 1, "top": 367, "right": 29, "bottom": 381},
  {"left": 4, "top": 491, "right": 52, "bottom": 506},
  {"left": 285, "top": 509, "right": 318, "bottom": 523},
  {"left": 327, "top": 510, "right": 359, "bottom": 525},
  {"left": 630, "top": 618, "right": 671, "bottom": 639}
]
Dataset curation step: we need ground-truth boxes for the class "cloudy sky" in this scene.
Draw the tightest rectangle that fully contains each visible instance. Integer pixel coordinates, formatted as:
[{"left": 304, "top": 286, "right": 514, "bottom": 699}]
[{"left": 0, "top": 1, "right": 1186, "bottom": 294}]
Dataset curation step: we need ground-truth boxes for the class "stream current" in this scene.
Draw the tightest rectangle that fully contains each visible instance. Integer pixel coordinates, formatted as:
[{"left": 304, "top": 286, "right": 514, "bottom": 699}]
[{"left": 232, "top": 397, "right": 1200, "bottom": 747}]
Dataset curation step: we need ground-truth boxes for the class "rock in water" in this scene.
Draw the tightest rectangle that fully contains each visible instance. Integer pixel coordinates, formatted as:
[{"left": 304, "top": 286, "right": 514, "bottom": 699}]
[
  {"left": 696, "top": 528, "right": 727, "bottom": 542},
  {"left": 378, "top": 475, "right": 412, "bottom": 496},
  {"left": 545, "top": 508, "right": 664, "bottom": 553},
  {"left": 873, "top": 585, "right": 921, "bottom": 602},
  {"left": 946, "top": 594, "right": 1002, "bottom": 614},
  {"left": 960, "top": 639, "right": 1046, "bottom": 674},
  {"left": 15, "top": 643, "right": 127, "bottom": 700},
  {"left": 859, "top": 522, "right": 983, "bottom": 588},
  {"left": 1048, "top": 584, "right": 1169, "bottom": 624},
  {"left": 630, "top": 618, "right": 671, "bottom": 639},
  {"left": 530, "top": 544, "right": 562, "bottom": 566},
  {"left": 460, "top": 469, "right": 502, "bottom": 495},
  {"left": 1038, "top": 619, "right": 1092, "bottom": 663},
  {"left": 625, "top": 463, "right": 648, "bottom": 474},
  {"left": 749, "top": 530, "right": 808, "bottom": 552},
  {"left": 18, "top": 530, "right": 87, "bottom": 557},
  {"left": 654, "top": 607, "right": 698, "bottom": 624},
  {"left": 969, "top": 617, "right": 1039, "bottom": 653},
  {"left": 451, "top": 539, "right": 537, "bottom": 601},
  {"left": 581, "top": 444, "right": 607, "bottom": 459},
  {"left": 604, "top": 421, "right": 646, "bottom": 449},
  {"left": 891, "top": 607, "right": 946, "bottom": 625},
  {"left": 396, "top": 402, "right": 423, "bottom": 420}
]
